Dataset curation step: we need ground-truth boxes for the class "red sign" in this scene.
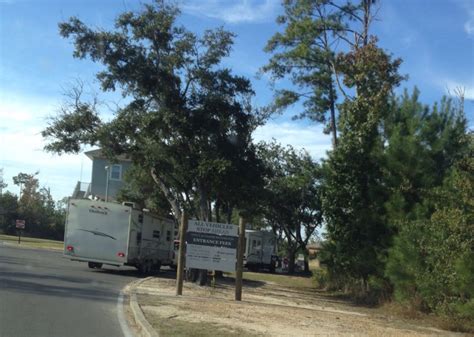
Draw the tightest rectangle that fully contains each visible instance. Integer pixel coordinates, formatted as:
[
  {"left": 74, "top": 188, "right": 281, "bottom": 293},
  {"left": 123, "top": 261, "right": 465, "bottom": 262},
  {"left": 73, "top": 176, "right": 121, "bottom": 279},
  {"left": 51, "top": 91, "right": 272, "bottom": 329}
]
[{"left": 15, "top": 219, "right": 25, "bottom": 229}]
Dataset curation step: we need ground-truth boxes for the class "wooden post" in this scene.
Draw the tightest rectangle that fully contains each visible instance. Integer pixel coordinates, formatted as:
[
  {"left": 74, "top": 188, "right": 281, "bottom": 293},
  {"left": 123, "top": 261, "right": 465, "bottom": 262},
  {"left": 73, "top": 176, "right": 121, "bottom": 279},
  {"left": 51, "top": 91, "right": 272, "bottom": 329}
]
[
  {"left": 235, "top": 216, "right": 245, "bottom": 301},
  {"left": 176, "top": 211, "right": 188, "bottom": 296}
]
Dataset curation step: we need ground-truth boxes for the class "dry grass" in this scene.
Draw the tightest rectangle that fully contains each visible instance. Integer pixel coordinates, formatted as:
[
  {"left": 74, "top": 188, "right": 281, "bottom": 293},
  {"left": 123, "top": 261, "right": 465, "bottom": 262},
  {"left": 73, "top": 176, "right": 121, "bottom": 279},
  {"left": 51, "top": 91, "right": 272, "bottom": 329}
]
[
  {"left": 0, "top": 234, "right": 63, "bottom": 251},
  {"left": 224, "top": 270, "right": 313, "bottom": 289},
  {"left": 225, "top": 259, "right": 320, "bottom": 289},
  {"left": 134, "top": 274, "right": 465, "bottom": 337},
  {"left": 381, "top": 302, "right": 474, "bottom": 334}
]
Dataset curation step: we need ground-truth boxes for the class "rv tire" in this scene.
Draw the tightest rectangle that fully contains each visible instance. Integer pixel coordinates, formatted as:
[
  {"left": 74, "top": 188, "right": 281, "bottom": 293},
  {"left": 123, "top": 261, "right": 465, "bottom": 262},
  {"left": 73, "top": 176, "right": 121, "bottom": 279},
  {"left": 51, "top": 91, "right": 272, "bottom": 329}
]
[
  {"left": 138, "top": 262, "right": 148, "bottom": 275},
  {"left": 88, "top": 262, "right": 102, "bottom": 269},
  {"left": 186, "top": 268, "right": 198, "bottom": 282},
  {"left": 269, "top": 263, "right": 276, "bottom": 273},
  {"left": 152, "top": 261, "right": 161, "bottom": 274}
]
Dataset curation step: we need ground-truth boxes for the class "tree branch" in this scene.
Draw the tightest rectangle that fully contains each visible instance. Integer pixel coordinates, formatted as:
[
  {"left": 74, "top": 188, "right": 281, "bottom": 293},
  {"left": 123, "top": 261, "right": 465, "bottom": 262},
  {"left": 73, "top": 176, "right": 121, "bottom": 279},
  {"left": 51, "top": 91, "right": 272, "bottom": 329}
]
[{"left": 150, "top": 168, "right": 182, "bottom": 220}]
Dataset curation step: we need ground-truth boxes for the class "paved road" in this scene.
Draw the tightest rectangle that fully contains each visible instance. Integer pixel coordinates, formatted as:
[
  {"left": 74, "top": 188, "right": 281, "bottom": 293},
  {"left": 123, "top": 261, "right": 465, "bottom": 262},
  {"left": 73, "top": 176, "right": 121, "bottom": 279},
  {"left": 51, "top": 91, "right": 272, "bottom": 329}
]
[{"left": 0, "top": 244, "right": 141, "bottom": 337}]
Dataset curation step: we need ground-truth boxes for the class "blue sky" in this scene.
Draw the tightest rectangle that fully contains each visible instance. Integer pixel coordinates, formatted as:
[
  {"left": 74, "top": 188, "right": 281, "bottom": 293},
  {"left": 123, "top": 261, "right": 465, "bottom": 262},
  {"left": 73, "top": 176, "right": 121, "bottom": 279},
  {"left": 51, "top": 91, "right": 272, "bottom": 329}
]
[{"left": 0, "top": 0, "right": 473, "bottom": 200}]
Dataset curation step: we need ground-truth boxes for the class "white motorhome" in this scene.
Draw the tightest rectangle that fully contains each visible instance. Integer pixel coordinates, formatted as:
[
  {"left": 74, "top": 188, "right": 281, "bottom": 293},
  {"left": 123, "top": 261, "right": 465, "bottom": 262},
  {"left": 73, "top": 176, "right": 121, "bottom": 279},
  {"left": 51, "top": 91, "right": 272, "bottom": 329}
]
[
  {"left": 244, "top": 230, "right": 278, "bottom": 272},
  {"left": 64, "top": 199, "right": 176, "bottom": 274}
]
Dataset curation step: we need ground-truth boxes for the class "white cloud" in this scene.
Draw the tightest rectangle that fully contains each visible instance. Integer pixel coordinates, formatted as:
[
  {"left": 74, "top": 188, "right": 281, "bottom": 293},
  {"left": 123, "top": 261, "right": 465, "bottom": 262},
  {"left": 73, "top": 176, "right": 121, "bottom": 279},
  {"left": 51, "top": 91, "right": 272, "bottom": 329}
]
[
  {"left": 253, "top": 121, "right": 332, "bottom": 161},
  {"left": 0, "top": 92, "right": 90, "bottom": 200},
  {"left": 182, "top": 0, "right": 279, "bottom": 24},
  {"left": 0, "top": 90, "right": 333, "bottom": 200},
  {"left": 455, "top": 0, "right": 474, "bottom": 36},
  {"left": 442, "top": 79, "right": 474, "bottom": 101},
  {"left": 464, "top": 12, "right": 474, "bottom": 36}
]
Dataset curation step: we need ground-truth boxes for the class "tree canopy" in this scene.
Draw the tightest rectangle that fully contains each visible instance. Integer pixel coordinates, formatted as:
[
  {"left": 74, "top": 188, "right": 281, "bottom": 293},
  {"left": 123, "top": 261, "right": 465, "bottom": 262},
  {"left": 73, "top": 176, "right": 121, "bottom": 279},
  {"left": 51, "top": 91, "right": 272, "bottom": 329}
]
[
  {"left": 258, "top": 141, "right": 323, "bottom": 273},
  {"left": 42, "top": 1, "right": 266, "bottom": 222}
]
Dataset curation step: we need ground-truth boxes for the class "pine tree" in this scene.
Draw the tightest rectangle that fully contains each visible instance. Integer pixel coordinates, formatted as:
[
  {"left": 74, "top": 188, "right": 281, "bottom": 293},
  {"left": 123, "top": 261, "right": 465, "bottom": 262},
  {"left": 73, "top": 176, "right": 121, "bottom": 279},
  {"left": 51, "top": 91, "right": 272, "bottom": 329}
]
[{"left": 321, "top": 40, "right": 403, "bottom": 294}]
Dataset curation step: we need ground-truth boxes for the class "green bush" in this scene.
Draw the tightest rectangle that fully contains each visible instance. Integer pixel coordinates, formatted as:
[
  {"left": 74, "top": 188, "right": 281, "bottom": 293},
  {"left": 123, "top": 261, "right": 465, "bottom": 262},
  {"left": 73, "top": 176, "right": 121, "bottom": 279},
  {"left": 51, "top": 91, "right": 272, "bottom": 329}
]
[
  {"left": 386, "top": 155, "right": 474, "bottom": 327},
  {"left": 312, "top": 268, "right": 329, "bottom": 289}
]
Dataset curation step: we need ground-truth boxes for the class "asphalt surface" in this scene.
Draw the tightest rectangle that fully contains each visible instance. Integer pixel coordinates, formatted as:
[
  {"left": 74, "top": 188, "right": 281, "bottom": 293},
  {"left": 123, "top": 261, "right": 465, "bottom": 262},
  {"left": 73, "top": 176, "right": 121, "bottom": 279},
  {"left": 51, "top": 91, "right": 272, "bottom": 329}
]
[{"left": 0, "top": 243, "right": 141, "bottom": 337}]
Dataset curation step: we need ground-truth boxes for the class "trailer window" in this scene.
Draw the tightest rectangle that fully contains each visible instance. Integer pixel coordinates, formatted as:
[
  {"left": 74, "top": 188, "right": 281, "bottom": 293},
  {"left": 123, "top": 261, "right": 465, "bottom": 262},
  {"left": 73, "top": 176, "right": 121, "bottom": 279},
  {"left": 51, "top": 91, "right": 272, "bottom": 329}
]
[
  {"left": 153, "top": 230, "right": 160, "bottom": 239},
  {"left": 166, "top": 230, "right": 171, "bottom": 241}
]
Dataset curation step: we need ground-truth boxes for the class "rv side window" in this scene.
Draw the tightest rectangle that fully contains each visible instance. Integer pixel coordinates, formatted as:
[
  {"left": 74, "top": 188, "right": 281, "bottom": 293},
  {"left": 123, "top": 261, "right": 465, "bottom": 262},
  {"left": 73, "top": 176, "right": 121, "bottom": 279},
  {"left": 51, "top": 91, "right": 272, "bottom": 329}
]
[
  {"left": 153, "top": 230, "right": 160, "bottom": 239},
  {"left": 166, "top": 230, "right": 171, "bottom": 241}
]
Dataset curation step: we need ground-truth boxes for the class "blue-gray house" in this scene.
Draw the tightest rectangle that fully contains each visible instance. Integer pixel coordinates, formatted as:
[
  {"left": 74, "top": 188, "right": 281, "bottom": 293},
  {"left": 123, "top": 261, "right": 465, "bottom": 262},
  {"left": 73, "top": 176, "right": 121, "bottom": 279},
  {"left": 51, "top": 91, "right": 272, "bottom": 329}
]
[{"left": 71, "top": 149, "right": 132, "bottom": 201}]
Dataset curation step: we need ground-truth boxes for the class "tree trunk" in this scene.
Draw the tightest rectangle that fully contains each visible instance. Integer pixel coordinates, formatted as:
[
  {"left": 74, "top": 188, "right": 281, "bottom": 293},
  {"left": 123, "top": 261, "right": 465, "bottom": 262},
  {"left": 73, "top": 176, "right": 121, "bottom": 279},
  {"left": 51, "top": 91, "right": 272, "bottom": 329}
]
[
  {"left": 329, "top": 84, "right": 338, "bottom": 148},
  {"left": 226, "top": 206, "right": 233, "bottom": 224},
  {"left": 207, "top": 200, "right": 212, "bottom": 222},
  {"left": 215, "top": 198, "right": 221, "bottom": 223},
  {"left": 362, "top": 0, "right": 371, "bottom": 46},
  {"left": 198, "top": 183, "right": 209, "bottom": 221},
  {"left": 288, "top": 249, "right": 296, "bottom": 274},
  {"left": 150, "top": 169, "right": 181, "bottom": 221},
  {"left": 197, "top": 182, "right": 209, "bottom": 286}
]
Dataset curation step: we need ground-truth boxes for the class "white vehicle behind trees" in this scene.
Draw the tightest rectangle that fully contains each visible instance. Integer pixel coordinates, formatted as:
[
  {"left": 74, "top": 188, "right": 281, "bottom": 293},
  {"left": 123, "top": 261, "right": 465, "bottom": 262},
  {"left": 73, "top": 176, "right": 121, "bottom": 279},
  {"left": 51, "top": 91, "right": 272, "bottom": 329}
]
[
  {"left": 64, "top": 199, "right": 176, "bottom": 274},
  {"left": 244, "top": 230, "right": 278, "bottom": 272}
]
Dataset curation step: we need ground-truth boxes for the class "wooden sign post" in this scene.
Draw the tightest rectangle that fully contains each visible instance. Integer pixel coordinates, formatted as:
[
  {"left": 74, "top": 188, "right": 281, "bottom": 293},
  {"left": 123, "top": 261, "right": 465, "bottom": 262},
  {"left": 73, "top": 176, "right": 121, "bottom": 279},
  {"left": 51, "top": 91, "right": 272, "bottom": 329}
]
[
  {"left": 176, "top": 211, "right": 188, "bottom": 296},
  {"left": 235, "top": 216, "right": 245, "bottom": 301}
]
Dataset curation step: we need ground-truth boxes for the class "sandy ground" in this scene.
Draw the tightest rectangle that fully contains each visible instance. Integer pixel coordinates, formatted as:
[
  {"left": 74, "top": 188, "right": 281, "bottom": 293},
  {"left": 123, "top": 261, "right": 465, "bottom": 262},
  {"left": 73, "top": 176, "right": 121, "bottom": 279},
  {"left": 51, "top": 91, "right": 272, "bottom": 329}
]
[{"left": 134, "top": 275, "right": 469, "bottom": 337}]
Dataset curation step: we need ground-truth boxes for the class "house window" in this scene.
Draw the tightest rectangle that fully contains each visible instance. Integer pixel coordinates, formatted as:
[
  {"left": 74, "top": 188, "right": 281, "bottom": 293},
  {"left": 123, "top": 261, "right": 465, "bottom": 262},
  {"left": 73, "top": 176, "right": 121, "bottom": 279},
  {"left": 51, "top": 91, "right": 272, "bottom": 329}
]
[
  {"left": 166, "top": 230, "right": 171, "bottom": 242},
  {"left": 109, "top": 164, "right": 122, "bottom": 181},
  {"left": 153, "top": 230, "right": 160, "bottom": 239}
]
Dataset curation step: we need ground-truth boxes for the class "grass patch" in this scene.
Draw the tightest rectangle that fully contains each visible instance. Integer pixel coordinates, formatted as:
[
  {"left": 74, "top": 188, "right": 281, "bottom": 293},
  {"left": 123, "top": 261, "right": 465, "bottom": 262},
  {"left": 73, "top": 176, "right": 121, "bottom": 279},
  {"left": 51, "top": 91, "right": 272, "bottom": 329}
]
[
  {"left": 240, "top": 271, "right": 315, "bottom": 289},
  {"left": 143, "top": 297, "right": 259, "bottom": 337},
  {"left": 0, "top": 234, "right": 63, "bottom": 251},
  {"left": 149, "top": 315, "right": 258, "bottom": 337},
  {"left": 223, "top": 259, "right": 321, "bottom": 290}
]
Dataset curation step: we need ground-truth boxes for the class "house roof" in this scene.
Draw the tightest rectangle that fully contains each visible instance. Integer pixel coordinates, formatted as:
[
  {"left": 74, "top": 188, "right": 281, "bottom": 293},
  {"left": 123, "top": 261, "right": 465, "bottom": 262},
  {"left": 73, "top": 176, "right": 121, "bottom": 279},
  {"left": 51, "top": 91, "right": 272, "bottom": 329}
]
[
  {"left": 307, "top": 242, "right": 322, "bottom": 250},
  {"left": 84, "top": 149, "right": 131, "bottom": 162}
]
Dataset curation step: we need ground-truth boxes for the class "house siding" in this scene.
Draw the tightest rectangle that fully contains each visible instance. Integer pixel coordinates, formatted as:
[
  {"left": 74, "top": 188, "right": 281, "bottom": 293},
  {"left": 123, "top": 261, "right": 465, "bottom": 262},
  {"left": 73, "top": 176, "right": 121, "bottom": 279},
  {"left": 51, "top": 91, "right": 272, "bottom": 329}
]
[{"left": 89, "top": 157, "right": 132, "bottom": 200}]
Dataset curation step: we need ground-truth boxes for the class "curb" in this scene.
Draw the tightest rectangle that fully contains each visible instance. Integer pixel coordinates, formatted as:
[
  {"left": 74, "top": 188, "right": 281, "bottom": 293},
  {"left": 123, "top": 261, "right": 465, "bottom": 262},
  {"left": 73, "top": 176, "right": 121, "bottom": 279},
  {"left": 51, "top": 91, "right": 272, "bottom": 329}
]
[{"left": 127, "top": 276, "right": 159, "bottom": 337}]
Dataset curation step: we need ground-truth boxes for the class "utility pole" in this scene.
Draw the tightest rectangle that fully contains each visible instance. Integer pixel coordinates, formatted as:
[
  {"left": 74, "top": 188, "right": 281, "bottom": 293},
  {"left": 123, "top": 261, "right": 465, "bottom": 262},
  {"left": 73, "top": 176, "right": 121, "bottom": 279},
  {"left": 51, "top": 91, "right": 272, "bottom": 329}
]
[
  {"left": 235, "top": 216, "right": 246, "bottom": 301},
  {"left": 176, "top": 210, "right": 188, "bottom": 295},
  {"left": 104, "top": 166, "right": 109, "bottom": 202},
  {"left": 0, "top": 168, "right": 4, "bottom": 195}
]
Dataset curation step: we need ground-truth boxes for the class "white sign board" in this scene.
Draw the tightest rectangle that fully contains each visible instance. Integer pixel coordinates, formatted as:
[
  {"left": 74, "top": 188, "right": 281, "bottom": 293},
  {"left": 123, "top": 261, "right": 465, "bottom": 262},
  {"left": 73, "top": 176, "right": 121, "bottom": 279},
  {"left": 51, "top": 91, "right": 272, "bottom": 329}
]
[{"left": 185, "top": 220, "right": 238, "bottom": 272}]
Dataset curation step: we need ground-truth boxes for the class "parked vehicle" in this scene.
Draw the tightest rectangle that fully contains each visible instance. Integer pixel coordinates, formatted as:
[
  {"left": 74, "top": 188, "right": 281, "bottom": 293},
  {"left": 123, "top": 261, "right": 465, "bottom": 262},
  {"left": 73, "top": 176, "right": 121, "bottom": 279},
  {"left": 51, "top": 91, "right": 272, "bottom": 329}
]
[
  {"left": 63, "top": 199, "right": 176, "bottom": 274},
  {"left": 244, "top": 230, "right": 278, "bottom": 272}
]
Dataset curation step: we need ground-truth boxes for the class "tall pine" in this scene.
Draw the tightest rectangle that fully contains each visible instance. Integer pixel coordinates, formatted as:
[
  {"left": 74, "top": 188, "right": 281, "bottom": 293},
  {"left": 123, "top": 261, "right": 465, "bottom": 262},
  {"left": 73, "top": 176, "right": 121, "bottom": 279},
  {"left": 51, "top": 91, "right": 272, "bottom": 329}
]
[{"left": 321, "top": 40, "right": 403, "bottom": 295}]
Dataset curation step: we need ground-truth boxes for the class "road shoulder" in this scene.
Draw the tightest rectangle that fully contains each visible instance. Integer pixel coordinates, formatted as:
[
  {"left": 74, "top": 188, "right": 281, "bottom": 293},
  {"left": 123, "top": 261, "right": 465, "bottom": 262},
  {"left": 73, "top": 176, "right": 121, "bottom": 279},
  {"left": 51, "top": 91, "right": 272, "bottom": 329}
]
[
  {"left": 129, "top": 276, "right": 468, "bottom": 337},
  {"left": 123, "top": 277, "right": 158, "bottom": 337}
]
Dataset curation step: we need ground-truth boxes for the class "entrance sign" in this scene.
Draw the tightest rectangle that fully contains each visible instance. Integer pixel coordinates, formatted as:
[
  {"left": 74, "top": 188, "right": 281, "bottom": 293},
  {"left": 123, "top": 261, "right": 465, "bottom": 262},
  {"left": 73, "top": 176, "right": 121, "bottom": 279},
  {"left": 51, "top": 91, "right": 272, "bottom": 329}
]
[
  {"left": 185, "top": 220, "right": 238, "bottom": 272},
  {"left": 15, "top": 219, "right": 25, "bottom": 229}
]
